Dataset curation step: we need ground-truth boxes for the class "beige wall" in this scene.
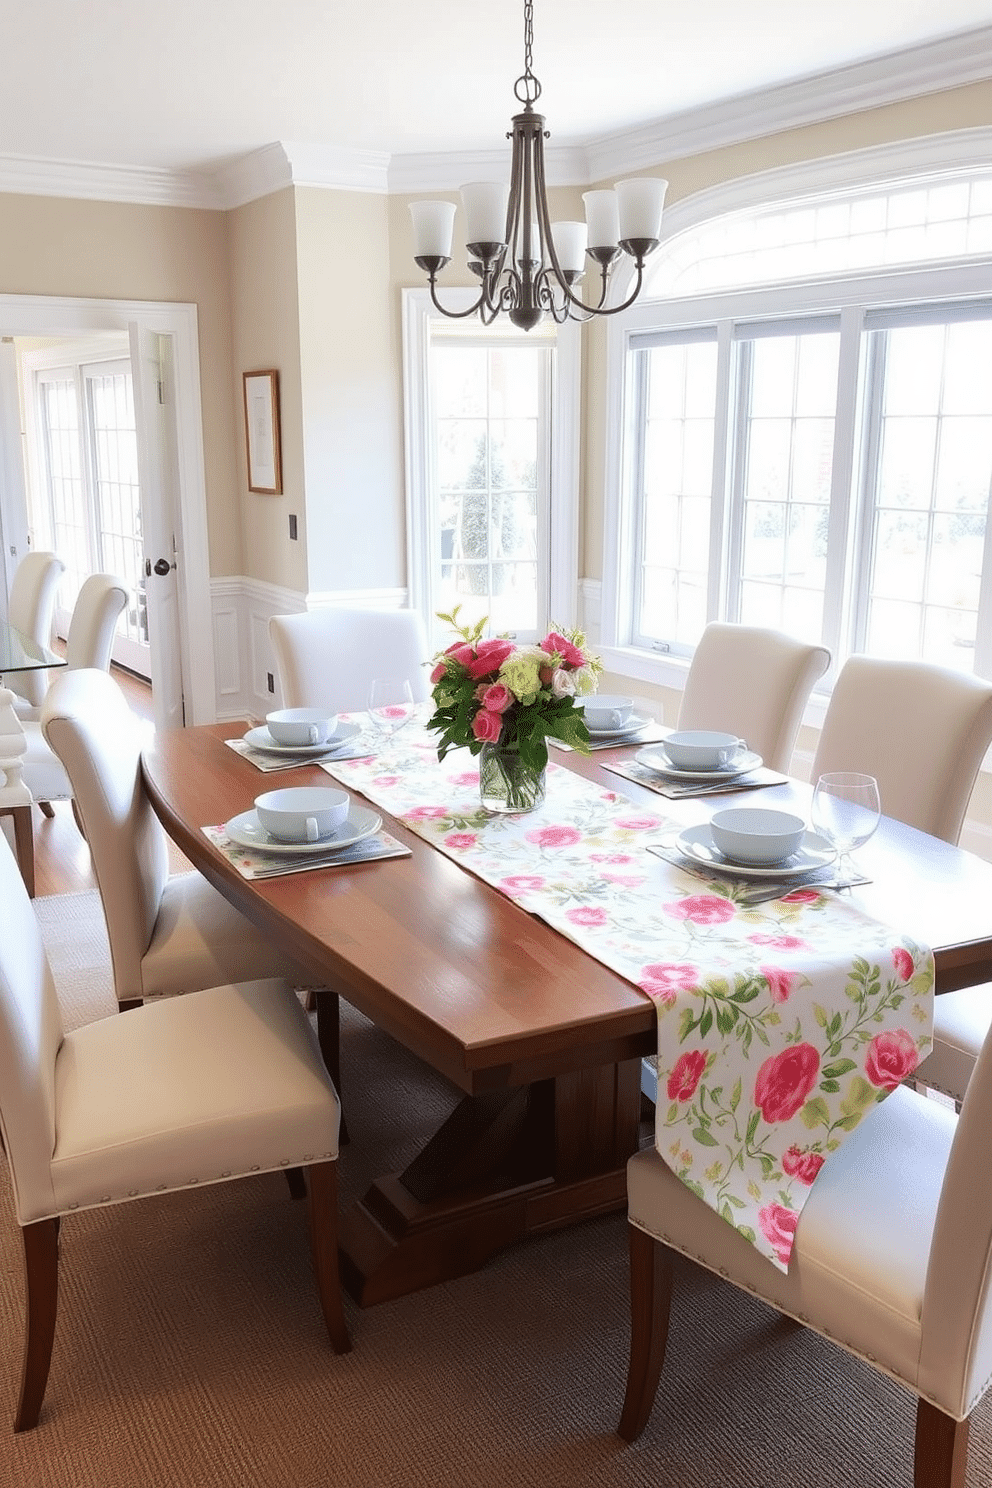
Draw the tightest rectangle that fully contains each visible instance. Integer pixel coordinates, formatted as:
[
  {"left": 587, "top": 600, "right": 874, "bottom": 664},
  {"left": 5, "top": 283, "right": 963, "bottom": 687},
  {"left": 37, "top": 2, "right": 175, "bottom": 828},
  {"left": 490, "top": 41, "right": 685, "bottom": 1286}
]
[
  {"left": 227, "top": 188, "right": 305, "bottom": 591},
  {"left": 294, "top": 187, "right": 403, "bottom": 595},
  {"left": 0, "top": 192, "right": 241, "bottom": 575}
]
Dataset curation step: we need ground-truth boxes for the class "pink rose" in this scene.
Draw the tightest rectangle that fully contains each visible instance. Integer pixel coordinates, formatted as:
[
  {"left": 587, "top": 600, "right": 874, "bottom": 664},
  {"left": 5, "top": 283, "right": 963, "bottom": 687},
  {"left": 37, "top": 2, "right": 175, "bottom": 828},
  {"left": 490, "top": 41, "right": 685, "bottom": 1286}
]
[
  {"left": 749, "top": 933, "right": 807, "bottom": 949},
  {"left": 482, "top": 682, "right": 513, "bottom": 713},
  {"left": 448, "top": 642, "right": 477, "bottom": 672},
  {"left": 372, "top": 774, "right": 400, "bottom": 787},
  {"left": 566, "top": 906, "right": 609, "bottom": 928},
  {"left": 761, "top": 966, "right": 801, "bottom": 1004},
  {"left": 665, "top": 894, "right": 737, "bottom": 925},
  {"left": 781, "top": 887, "right": 822, "bottom": 904},
  {"left": 444, "top": 832, "right": 477, "bottom": 851},
  {"left": 640, "top": 963, "right": 699, "bottom": 1001},
  {"left": 602, "top": 872, "right": 646, "bottom": 887},
  {"left": 451, "top": 771, "right": 480, "bottom": 786},
  {"left": 667, "top": 1050, "right": 708, "bottom": 1103},
  {"left": 781, "top": 1145, "right": 825, "bottom": 1185},
  {"left": 615, "top": 815, "right": 660, "bottom": 831},
  {"left": 540, "top": 631, "right": 585, "bottom": 668},
  {"left": 471, "top": 708, "right": 504, "bottom": 743},
  {"left": 466, "top": 637, "right": 515, "bottom": 679},
  {"left": 758, "top": 1202, "right": 799, "bottom": 1266},
  {"left": 865, "top": 1029, "right": 919, "bottom": 1090},
  {"left": 430, "top": 660, "right": 447, "bottom": 684},
  {"left": 525, "top": 824, "right": 582, "bottom": 849},
  {"left": 500, "top": 874, "right": 546, "bottom": 895},
  {"left": 406, "top": 805, "right": 452, "bottom": 821},
  {"left": 892, "top": 946, "right": 914, "bottom": 982},
  {"left": 754, "top": 1043, "right": 820, "bottom": 1123},
  {"left": 590, "top": 853, "right": 633, "bottom": 864}
]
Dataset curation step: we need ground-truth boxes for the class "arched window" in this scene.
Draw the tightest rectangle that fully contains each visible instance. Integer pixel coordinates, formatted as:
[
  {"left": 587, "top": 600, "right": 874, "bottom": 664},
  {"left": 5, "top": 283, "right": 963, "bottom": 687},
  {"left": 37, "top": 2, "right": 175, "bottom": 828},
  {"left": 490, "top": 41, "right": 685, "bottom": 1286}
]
[{"left": 603, "top": 145, "right": 992, "bottom": 687}]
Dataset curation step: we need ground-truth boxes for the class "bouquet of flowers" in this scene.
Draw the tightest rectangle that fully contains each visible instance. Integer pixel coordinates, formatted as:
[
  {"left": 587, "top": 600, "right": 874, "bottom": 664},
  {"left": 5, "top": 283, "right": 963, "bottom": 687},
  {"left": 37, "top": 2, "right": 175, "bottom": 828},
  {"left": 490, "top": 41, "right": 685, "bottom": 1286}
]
[{"left": 426, "top": 609, "right": 603, "bottom": 779}]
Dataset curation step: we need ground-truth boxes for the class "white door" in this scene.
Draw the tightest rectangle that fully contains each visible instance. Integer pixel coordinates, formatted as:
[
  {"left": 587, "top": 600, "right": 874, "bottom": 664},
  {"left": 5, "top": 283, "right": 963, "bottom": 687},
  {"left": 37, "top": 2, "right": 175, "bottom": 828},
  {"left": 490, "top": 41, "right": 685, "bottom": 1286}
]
[{"left": 129, "top": 322, "right": 185, "bottom": 729}]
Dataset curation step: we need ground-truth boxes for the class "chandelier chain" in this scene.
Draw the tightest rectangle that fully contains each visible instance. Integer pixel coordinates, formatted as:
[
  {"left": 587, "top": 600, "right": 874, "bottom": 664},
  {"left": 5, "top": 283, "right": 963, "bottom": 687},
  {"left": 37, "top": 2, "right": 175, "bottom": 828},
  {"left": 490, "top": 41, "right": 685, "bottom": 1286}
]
[{"left": 514, "top": 0, "right": 541, "bottom": 107}]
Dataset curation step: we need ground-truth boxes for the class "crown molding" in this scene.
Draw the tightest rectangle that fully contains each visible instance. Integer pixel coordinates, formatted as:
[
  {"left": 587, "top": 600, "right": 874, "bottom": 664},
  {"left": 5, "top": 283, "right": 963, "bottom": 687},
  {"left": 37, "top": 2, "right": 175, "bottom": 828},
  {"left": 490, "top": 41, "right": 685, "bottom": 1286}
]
[{"left": 0, "top": 23, "right": 989, "bottom": 210}]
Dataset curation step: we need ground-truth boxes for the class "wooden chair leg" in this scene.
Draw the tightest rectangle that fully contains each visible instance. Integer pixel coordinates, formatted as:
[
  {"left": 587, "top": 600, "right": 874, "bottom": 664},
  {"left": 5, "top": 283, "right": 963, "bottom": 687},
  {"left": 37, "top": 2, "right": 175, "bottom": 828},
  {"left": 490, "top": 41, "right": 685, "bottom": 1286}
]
[
  {"left": 15, "top": 1217, "right": 60, "bottom": 1432},
  {"left": 305, "top": 1162, "right": 351, "bottom": 1354},
  {"left": 284, "top": 1166, "right": 307, "bottom": 1201},
  {"left": 38, "top": 801, "right": 55, "bottom": 820},
  {"left": 617, "top": 1223, "right": 673, "bottom": 1443},
  {"left": 9, "top": 804, "right": 35, "bottom": 898},
  {"left": 915, "top": 1397, "right": 969, "bottom": 1488},
  {"left": 315, "top": 989, "right": 349, "bottom": 1145}
]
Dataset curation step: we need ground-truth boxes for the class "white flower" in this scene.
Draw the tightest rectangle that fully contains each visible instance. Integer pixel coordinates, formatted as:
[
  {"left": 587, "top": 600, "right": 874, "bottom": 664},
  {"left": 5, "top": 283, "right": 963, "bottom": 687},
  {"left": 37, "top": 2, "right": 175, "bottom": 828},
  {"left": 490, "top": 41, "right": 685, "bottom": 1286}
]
[
  {"left": 550, "top": 667, "right": 576, "bottom": 699},
  {"left": 572, "top": 664, "right": 598, "bottom": 697}
]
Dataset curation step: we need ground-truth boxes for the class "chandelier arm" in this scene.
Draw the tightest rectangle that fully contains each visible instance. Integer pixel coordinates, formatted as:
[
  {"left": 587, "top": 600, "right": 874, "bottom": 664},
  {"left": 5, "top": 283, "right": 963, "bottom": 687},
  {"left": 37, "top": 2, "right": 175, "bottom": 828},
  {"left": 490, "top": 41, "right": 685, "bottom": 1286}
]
[{"left": 425, "top": 277, "right": 492, "bottom": 321}]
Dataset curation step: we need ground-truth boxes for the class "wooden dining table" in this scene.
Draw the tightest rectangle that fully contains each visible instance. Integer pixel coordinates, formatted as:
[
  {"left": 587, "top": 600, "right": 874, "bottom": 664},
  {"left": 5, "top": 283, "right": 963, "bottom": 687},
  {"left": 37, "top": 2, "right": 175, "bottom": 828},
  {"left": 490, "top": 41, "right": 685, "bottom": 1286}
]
[{"left": 141, "top": 722, "right": 992, "bottom": 1305}]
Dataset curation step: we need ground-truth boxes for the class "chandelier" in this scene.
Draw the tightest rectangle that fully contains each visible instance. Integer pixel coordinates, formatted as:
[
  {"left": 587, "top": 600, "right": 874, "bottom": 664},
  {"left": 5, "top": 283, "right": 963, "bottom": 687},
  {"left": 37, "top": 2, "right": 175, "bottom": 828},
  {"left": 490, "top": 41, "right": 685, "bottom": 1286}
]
[{"left": 409, "top": 0, "right": 668, "bottom": 332}]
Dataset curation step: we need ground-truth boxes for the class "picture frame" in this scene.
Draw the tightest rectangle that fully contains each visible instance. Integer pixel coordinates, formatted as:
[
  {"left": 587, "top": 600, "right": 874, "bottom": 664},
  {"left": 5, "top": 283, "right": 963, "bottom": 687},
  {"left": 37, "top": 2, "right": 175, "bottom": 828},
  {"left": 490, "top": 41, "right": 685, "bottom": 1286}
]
[{"left": 242, "top": 369, "right": 283, "bottom": 494}]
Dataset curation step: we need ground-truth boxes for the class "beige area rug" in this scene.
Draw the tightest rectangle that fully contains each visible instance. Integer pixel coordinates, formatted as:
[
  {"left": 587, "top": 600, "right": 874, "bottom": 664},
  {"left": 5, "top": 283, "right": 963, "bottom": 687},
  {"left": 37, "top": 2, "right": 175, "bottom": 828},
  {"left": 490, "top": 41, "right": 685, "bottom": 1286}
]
[{"left": 0, "top": 890, "right": 989, "bottom": 1486}]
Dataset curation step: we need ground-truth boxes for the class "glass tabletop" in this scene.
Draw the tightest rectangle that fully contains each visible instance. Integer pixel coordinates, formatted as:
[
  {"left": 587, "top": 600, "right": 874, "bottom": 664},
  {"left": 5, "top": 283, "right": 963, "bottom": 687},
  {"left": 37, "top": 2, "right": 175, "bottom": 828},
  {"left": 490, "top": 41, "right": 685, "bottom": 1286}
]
[{"left": 0, "top": 618, "right": 67, "bottom": 673}]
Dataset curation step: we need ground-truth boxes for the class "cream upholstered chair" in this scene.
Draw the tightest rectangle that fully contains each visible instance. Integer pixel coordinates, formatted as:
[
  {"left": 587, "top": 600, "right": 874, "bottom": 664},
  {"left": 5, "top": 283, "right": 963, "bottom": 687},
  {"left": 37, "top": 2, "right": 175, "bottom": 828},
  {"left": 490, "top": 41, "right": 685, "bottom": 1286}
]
[
  {"left": 0, "top": 833, "right": 349, "bottom": 1433},
  {"left": 269, "top": 607, "right": 431, "bottom": 713},
  {"left": 13, "top": 571, "right": 128, "bottom": 723},
  {"left": 811, "top": 656, "right": 992, "bottom": 1111},
  {"left": 811, "top": 655, "right": 992, "bottom": 844},
  {"left": 2, "top": 550, "right": 65, "bottom": 709},
  {"left": 39, "top": 668, "right": 321, "bottom": 1011},
  {"left": 677, "top": 623, "right": 830, "bottom": 773},
  {"left": 618, "top": 1035, "right": 992, "bottom": 1487}
]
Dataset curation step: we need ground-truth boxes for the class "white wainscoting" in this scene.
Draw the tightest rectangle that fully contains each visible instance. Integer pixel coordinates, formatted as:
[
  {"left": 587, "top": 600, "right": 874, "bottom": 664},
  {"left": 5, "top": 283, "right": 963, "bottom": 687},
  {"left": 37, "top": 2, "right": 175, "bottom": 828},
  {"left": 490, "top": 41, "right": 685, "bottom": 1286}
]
[{"left": 209, "top": 578, "right": 409, "bottom": 722}]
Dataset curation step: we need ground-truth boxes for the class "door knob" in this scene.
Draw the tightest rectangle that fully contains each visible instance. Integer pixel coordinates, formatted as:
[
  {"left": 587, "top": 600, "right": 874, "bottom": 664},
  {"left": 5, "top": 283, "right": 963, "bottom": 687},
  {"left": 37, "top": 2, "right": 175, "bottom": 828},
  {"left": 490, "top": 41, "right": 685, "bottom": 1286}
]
[{"left": 153, "top": 558, "right": 172, "bottom": 576}]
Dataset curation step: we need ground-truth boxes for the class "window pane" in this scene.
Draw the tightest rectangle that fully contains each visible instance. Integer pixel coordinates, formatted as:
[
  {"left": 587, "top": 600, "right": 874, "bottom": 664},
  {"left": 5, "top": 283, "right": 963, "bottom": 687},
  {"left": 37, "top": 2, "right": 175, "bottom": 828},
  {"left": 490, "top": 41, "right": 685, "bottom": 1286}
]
[
  {"left": 864, "top": 321, "right": 992, "bottom": 669},
  {"left": 635, "top": 340, "right": 717, "bottom": 648}
]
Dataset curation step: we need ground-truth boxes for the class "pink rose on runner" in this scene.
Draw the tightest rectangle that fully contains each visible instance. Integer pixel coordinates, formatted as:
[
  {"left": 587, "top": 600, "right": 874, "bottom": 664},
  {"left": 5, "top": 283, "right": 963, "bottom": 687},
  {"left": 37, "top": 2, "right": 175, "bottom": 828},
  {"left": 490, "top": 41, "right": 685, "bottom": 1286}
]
[
  {"left": 614, "top": 815, "right": 660, "bottom": 831},
  {"left": 665, "top": 894, "right": 736, "bottom": 926},
  {"left": 758, "top": 1202, "right": 799, "bottom": 1266},
  {"left": 782, "top": 887, "right": 823, "bottom": 905},
  {"left": 540, "top": 630, "right": 585, "bottom": 668},
  {"left": 481, "top": 682, "right": 513, "bottom": 713},
  {"left": 500, "top": 874, "right": 546, "bottom": 895},
  {"left": 749, "top": 932, "right": 807, "bottom": 950},
  {"left": 471, "top": 707, "right": 503, "bottom": 743},
  {"left": 444, "top": 833, "right": 477, "bottom": 851},
  {"left": 526, "top": 824, "right": 582, "bottom": 849},
  {"left": 667, "top": 1050, "right": 708, "bottom": 1103},
  {"left": 865, "top": 1029, "right": 919, "bottom": 1090},
  {"left": 639, "top": 963, "right": 699, "bottom": 1005},
  {"left": 451, "top": 771, "right": 480, "bottom": 787},
  {"left": 781, "top": 1145, "right": 825, "bottom": 1185},
  {"left": 754, "top": 1043, "right": 820, "bottom": 1123},
  {"left": 372, "top": 774, "right": 400, "bottom": 787},
  {"left": 406, "top": 805, "right": 452, "bottom": 821},
  {"left": 602, "top": 871, "right": 646, "bottom": 887},
  {"left": 566, "top": 906, "right": 609, "bottom": 928},
  {"left": 762, "top": 966, "right": 801, "bottom": 1004},
  {"left": 892, "top": 946, "right": 914, "bottom": 982}
]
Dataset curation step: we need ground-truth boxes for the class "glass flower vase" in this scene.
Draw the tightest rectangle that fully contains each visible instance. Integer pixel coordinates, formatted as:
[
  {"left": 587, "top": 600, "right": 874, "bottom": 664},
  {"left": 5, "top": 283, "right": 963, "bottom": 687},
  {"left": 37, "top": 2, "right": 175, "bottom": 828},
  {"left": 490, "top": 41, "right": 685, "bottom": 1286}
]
[{"left": 479, "top": 741, "right": 546, "bottom": 815}]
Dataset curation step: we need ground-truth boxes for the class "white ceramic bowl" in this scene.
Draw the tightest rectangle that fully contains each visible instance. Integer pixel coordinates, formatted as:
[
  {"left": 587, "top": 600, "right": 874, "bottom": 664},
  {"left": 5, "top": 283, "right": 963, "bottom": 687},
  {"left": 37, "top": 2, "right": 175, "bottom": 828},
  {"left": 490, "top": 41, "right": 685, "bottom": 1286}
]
[
  {"left": 265, "top": 708, "right": 338, "bottom": 746},
  {"left": 709, "top": 807, "right": 806, "bottom": 866},
  {"left": 254, "top": 786, "right": 350, "bottom": 843},
  {"left": 581, "top": 694, "right": 635, "bottom": 731},
  {"left": 664, "top": 729, "right": 745, "bottom": 771}
]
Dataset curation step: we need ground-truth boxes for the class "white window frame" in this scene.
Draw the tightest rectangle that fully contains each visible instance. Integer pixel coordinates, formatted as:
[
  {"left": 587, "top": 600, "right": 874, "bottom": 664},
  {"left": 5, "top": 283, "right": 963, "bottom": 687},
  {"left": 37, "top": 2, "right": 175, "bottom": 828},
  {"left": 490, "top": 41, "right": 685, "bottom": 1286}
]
[
  {"left": 601, "top": 133, "right": 992, "bottom": 698},
  {"left": 402, "top": 287, "right": 581, "bottom": 651}
]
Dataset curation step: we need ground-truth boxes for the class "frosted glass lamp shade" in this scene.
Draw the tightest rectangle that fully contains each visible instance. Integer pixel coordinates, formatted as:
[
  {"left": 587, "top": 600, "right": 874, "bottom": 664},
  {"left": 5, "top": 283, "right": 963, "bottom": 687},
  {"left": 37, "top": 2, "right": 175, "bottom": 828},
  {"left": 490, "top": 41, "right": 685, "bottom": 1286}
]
[
  {"left": 582, "top": 190, "right": 620, "bottom": 250},
  {"left": 461, "top": 182, "right": 509, "bottom": 245},
  {"left": 616, "top": 177, "right": 668, "bottom": 241},
  {"left": 410, "top": 200, "right": 457, "bottom": 259},
  {"left": 550, "top": 221, "right": 588, "bottom": 273}
]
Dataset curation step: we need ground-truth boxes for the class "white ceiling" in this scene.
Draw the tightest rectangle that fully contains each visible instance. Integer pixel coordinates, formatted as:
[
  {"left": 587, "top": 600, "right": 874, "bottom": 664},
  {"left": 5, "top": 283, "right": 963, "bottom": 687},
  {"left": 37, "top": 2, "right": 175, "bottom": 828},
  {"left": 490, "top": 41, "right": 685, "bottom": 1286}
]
[{"left": 2, "top": 0, "right": 991, "bottom": 182}]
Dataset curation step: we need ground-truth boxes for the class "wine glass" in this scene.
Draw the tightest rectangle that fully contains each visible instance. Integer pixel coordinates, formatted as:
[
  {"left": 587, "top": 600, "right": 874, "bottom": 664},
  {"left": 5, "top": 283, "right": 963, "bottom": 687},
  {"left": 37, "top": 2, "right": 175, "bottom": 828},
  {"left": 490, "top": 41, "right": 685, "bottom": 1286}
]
[
  {"left": 366, "top": 678, "right": 415, "bottom": 749},
  {"left": 810, "top": 772, "right": 881, "bottom": 884}
]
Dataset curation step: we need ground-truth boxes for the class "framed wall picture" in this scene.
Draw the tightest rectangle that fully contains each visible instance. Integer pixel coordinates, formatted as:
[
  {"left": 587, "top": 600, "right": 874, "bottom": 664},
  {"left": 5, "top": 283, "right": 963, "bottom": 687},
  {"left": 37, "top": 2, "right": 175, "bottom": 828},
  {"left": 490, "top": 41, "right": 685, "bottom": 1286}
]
[{"left": 242, "top": 369, "right": 283, "bottom": 494}]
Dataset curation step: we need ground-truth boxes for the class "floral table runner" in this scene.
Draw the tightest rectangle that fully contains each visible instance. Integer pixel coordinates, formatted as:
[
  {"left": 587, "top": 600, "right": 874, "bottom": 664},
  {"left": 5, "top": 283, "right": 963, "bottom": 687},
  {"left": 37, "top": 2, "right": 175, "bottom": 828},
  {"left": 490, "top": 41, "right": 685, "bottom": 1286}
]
[{"left": 324, "top": 722, "right": 934, "bottom": 1272}]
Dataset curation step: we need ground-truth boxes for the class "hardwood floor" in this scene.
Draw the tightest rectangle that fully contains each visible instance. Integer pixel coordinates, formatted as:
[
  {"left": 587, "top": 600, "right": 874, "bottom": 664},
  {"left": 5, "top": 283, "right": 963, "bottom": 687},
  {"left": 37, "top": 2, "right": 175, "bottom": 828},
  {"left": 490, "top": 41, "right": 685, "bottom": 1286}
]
[{"left": 5, "top": 664, "right": 190, "bottom": 898}]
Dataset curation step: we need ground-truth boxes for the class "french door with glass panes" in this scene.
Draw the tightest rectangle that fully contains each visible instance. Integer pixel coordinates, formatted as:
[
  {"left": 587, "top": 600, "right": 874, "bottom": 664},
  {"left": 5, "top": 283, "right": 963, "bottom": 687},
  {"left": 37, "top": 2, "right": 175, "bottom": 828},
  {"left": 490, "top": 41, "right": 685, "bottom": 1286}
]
[{"left": 34, "top": 359, "right": 147, "bottom": 675}]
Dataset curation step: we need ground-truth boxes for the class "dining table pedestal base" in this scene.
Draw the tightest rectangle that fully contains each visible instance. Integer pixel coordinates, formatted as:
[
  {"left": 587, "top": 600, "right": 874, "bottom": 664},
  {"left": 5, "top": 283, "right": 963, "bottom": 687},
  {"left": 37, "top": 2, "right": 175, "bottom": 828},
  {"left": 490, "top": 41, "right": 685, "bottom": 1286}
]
[{"left": 339, "top": 1058, "right": 643, "bottom": 1305}]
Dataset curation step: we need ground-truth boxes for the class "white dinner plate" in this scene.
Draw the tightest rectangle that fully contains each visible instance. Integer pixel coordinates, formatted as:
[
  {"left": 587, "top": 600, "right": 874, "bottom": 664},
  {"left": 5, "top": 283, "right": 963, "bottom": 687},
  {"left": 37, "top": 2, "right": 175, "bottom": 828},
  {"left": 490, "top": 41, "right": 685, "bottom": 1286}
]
[
  {"left": 585, "top": 712, "right": 653, "bottom": 740},
  {"left": 223, "top": 804, "right": 382, "bottom": 856},
  {"left": 242, "top": 721, "right": 361, "bottom": 757},
  {"left": 673, "top": 823, "right": 836, "bottom": 879},
  {"left": 636, "top": 745, "right": 763, "bottom": 782}
]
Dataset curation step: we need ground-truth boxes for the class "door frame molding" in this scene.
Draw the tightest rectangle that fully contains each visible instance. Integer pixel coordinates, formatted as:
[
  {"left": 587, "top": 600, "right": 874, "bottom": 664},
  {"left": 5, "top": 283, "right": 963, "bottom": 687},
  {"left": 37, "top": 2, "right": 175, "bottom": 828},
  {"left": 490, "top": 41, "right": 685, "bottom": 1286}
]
[{"left": 0, "top": 293, "right": 215, "bottom": 723}]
